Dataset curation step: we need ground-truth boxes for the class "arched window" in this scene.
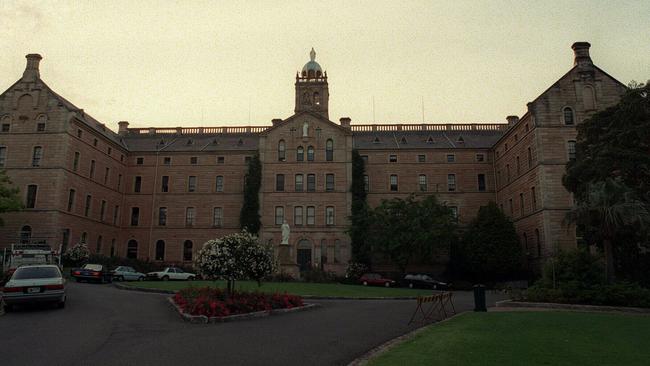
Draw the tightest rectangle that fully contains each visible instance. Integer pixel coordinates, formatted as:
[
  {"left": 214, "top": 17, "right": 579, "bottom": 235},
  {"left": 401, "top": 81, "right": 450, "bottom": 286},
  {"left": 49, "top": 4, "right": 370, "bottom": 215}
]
[
  {"left": 19, "top": 225, "right": 32, "bottom": 244},
  {"left": 314, "top": 92, "right": 320, "bottom": 105},
  {"left": 183, "top": 240, "right": 193, "bottom": 261},
  {"left": 326, "top": 139, "right": 333, "bottom": 161},
  {"left": 296, "top": 146, "right": 304, "bottom": 162},
  {"left": 155, "top": 240, "right": 165, "bottom": 261},
  {"left": 307, "top": 146, "right": 314, "bottom": 161},
  {"left": 563, "top": 107, "right": 574, "bottom": 125},
  {"left": 127, "top": 239, "right": 138, "bottom": 259},
  {"left": 36, "top": 114, "right": 47, "bottom": 132},
  {"left": 278, "top": 140, "right": 286, "bottom": 161},
  {"left": 567, "top": 140, "right": 577, "bottom": 161}
]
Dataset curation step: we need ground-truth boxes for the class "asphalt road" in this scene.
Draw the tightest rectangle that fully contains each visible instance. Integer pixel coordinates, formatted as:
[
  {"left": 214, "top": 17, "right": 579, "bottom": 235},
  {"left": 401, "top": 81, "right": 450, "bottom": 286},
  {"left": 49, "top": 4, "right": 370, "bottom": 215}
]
[{"left": 0, "top": 282, "right": 507, "bottom": 366}]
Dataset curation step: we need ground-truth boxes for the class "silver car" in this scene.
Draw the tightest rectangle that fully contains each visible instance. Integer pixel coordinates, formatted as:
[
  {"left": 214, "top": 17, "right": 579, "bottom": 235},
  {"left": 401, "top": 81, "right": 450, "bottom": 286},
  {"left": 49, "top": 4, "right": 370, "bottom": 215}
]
[{"left": 1, "top": 264, "right": 66, "bottom": 311}]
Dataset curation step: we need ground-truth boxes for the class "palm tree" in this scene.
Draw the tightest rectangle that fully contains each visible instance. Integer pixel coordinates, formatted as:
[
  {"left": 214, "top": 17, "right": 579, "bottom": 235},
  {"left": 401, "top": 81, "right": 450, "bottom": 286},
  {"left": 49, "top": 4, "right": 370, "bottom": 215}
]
[{"left": 568, "top": 178, "right": 650, "bottom": 284}]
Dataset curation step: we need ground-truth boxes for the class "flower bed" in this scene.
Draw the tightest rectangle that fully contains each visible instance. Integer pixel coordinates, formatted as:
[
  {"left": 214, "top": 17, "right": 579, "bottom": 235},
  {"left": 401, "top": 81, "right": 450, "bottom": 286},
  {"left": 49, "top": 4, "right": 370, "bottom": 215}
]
[{"left": 172, "top": 287, "right": 304, "bottom": 318}]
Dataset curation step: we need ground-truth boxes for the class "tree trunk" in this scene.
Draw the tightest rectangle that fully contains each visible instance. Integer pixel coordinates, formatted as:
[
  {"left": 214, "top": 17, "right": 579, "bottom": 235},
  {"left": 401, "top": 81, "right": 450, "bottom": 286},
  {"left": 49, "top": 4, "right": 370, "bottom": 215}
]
[{"left": 603, "top": 238, "right": 616, "bottom": 284}]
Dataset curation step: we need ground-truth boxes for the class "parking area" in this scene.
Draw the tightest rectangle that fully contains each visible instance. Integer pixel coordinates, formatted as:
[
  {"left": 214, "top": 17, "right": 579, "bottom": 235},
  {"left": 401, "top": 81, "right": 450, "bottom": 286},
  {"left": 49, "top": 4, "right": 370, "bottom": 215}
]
[{"left": 1, "top": 281, "right": 507, "bottom": 366}]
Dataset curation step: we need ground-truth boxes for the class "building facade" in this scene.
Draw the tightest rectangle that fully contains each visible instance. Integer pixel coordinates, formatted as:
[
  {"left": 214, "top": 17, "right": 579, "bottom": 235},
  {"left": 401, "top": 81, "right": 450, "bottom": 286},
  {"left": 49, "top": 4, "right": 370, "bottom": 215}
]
[{"left": 0, "top": 43, "right": 627, "bottom": 274}]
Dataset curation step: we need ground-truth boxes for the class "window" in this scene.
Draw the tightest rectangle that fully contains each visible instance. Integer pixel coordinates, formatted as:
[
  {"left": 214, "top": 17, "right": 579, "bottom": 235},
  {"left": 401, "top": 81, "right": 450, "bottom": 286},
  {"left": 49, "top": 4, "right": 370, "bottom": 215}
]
[
  {"left": 307, "top": 146, "right": 314, "bottom": 161},
  {"left": 567, "top": 140, "right": 576, "bottom": 161},
  {"left": 525, "top": 123, "right": 529, "bottom": 132},
  {"left": 523, "top": 233, "right": 528, "bottom": 254},
  {"left": 476, "top": 154, "right": 485, "bottom": 162},
  {"left": 0, "top": 146, "right": 6, "bottom": 167},
  {"left": 516, "top": 156, "right": 521, "bottom": 175},
  {"left": 67, "top": 189, "right": 75, "bottom": 212},
  {"left": 216, "top": 176, "right": 224, "bottom": 192},
  {"left": 158, "top": 207, "right": 167, "bottom": 226},
  {"left": 131, "top": 207, "right": 139, "bottom": 226},
  {"left": 478, "top": 174, "right": 486, "bottom": 191},
  {"left": 419, "top": 175, "right": 427, "bottom": 192},
  {"left": 563, "top": 107, "right": 574, "bottom": 125},
  {"left": 295, "top": 174, "right": 304, "bottom": 192},
  {"left": 80, "top": 231, "right": 87, "bottom": 244},
  {"left": 85, "top": 195, "right": 92, "bottom": 217},
  {"left": 527, "top": 148, "right": 532, "bottom": 168},
  {"left": 278, "top": 140, "right": 286, "bottom": 161},
  {"left": 334, "top": 240, "right": 341, "bottom": 263},
  {"left": 100, "top": 200, "right": 106, "bottom": 221},
  {"left": 161, "top": 176, "right": 169, "bottom": 192},
  {"left": 93, "top": 138, "right": 98, "bottom": 147},
  {"left": 185, "top": 207, "right": 195, "bottom": 226},
  {"left": 449, "top": 206, "right": 458, "bottom": 220},
  {"left": 363, "top": 175, "right": 369, "bottom": 192},
  {"left": 155, "top": 240, "right": 165, "bottom": 261},
  {"left": 217, "top": 156, "right": 224, "bottom": 164},
  {"left": 446, "top": 154, "right": 455, "bottom": 163},
  {"left": 276, "top": 174, "right": 285, "bottom": 191},
  {"left": 77, "top": 129, "right": 83, "bottom": 138},
  {"left": 188, "top": 176, "right": 197, "bottom": 192},
  {"left": 447, "top": 174, "right": 456, "bottom": 191},
  {"left": 127, "top": 240, "right": 138, "bottom": 259},
  {"left": 326, "top": 139, "right": 334, "bottom": 161},
  {"left": 275, "top": 206, "right": 284, "bottom": 225},
  {"left": 117, "top": 174, "right": 122, "bottom": 191},
  {"left": 134, "top": 176, "right": 142, "bottom": 193},
  {"left": 306, "top": 206, "right": 315, "bottom": 225},
  {"left": 535, "top": 229, "right": 541, "bottom": 257},
  {"left": 361, "top": 155, "right": 368, "bottom": 164},
  {"left": 104, "top": 168, "right": 110, "bottom": 185},
  {"left": 297, "top": 146, "right": 304, "bottom": 161},
  {"left": 110, "top": 239, "right": 115, "bottom": 257},
  {"left": 62, "top": 229, "right": 70, "bottom": 253},
  {"left": 1, "top": 123, "right": 9, "bottom": 132},
  {"left": 326, "top": 206, "right": 334, "bottom": 225},
  {"left": 163, "top": 157, "right": 171, "bottom": 165},
  {"left": 390, "top": 175, "right": 398, "bottom": 191},
  {"left": 96, "top": 235, "right": 102, "bottom": 254},
  {"left": 417, "top": 154, "right": 426, "bottom": 163},
  {"left": 183, "top": 241, "right": 193, "bottom": 261},
  {"left": 26, "top": 185, "right": 37, "bottom": 208},
  {"left": 325, "top": 174, "right": 334, "bottom": 192},
  {"left": 497, "top": 170, "right": 501, "bottom": 187},
  {"left": 107, "top": 147, "right": 112, "bottom": 155},
  {"left": 506, "top": 164, "right": 510, "bottom": 182},
  {"left": 120, "top": 155, "right": 124, "bottom": 162},
  {"left": 136, "top": 157, "right": 144, "bottom": 165},
  {"left": 113, "top": 205, "right": 119, "bottom": 225},
  {"left": 520, "top": 193, "right": 524, "bottom": 215},
  {"left": 314, "top": 92, "right": 320, "bottom": 105},
  {"left": 389, "top": 154, "right": 397, "bottom": 163},
  {"left": 531, "top": 187, "right": 537, "bottom": 210},
  {"left": 32, "top": 146, "right": 43, "bottom": 167},
  {"left": 294, "top": 206, "right": 303, "bottom": 226},
  {"left": 505, "top": 143, "right": 509, "bottom": 151},
  {"left": 89, "top": 160, "right": 96, "bottom": 178},
  {"left": 190, "top": 156, "right": 198, "bottom": 164},
  {"left": 213, "top": 207, "right": 223, "bottom": 227},
  {"left": 307, "top": 174, "right": 316, "bottom": 192},
  {"left": 509, "top": 198, "right": 514, "bottom": 214}
]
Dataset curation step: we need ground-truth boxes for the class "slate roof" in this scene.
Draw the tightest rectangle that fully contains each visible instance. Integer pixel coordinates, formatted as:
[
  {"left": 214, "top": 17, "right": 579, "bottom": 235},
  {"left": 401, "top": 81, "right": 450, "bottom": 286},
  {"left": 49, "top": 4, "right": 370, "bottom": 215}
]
[
  {"left": 352, "top": 129, "right": 504, "bottom": 150},
  {"left": 121, "top": 133, "right": 259, "bottom": 152}
]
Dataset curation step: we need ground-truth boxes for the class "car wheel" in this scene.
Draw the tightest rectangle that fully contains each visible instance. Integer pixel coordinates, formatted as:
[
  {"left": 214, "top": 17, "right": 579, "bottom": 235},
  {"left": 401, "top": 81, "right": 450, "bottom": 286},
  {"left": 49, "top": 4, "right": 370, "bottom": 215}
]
[
  {"left": 362, "top": 281, "right": 368, "bottom": 286},
  {"left": 3, "top": 304, "right": 12, "bottom": 312},
  {"left": 188, "top": 276, "right": 195, "bottom": 281},
  {"left": 57, "top": 300, "right": 65, "bottom": 309},
  {"left": 115, "top": 276, "right": 124, "bottom": 282},
  {"left": 162, "top": 276, "right": 169, "bottom": 281},
  {"left": 138, "top": 276, "right": 144, "bottom": 281},
  {"left": 385, "top": 282, "right": 391, "bottom": 287},
  {"left": 408, "top": 283, "right": 414, "bottom": 289}
]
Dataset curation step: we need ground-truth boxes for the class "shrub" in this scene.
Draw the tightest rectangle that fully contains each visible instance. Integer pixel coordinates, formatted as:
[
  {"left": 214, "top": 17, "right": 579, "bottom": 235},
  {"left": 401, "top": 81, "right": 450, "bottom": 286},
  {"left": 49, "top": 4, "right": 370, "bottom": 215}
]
[
  {"left": 62, "top": 243, "right": 90, "bottom": 267},
  {"left": 345, "top": 261, "right": 368, "bottom": 280},
  {"left": 301, "top": 268, "right": 336, "bottom": 283}
]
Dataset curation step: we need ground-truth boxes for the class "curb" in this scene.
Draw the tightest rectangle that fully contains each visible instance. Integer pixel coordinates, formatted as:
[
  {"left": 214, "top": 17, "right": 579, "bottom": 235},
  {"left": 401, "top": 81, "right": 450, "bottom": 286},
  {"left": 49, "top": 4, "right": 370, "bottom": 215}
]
[
  {"left": 166, "top": 296, "right": 321, "bottom": 324},
  {"left": 347, "top": 311, "right": 469, "bottom": 366},
  {"left": 496, "top": 300, "right": 650, "bottom": 314},
  {"left": 114, "top": 283, "right": 423, "bottom": 300}
]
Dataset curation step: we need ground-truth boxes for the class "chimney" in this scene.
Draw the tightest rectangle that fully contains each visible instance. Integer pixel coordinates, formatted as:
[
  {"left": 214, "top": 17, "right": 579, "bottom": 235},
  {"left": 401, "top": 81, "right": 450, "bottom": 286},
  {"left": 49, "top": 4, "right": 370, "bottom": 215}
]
[
  {"left": 22, "top": 54, "right": 42, "bottom": 82},
  {"left": 272, "top": 118, "right": 283, "bottom": 127},
  {"left": 118, "top": 121, "right": 129, "bottom": 135},
  {"left": 506, "top": 115, "right": 519, "bottom": 126},
  {"left": 339, "top": 117, "right": 351, "bottom": 129},
  {"left": 572, "top": 42, "right": 592, "bottom": 67}
]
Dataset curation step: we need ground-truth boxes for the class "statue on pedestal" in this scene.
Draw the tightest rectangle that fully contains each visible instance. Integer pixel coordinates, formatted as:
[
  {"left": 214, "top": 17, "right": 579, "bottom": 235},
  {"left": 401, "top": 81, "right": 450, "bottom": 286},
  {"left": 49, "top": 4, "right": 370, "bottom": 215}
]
[
  {"left": 302, "top": 122, "right": 309, "bottom": 137},
  {"left": 281, "top": 220, "right": 290, "bottom": 245}
]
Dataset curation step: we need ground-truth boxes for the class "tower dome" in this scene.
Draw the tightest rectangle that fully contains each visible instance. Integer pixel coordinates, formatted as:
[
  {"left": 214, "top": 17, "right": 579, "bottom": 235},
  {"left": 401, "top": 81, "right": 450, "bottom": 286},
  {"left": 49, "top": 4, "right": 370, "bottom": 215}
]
[{"left": 301, "top": 48, "right": 323, "bottom": 78}]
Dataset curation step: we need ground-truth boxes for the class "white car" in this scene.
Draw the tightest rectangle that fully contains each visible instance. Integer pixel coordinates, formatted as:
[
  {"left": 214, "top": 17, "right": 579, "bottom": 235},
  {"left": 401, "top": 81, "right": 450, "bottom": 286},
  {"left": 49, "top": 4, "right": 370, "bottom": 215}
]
[
  {"left": 1, "top": 264, "right": 66, "bottom": 311},
  {"left": 146, "top": 267, "right": 197, "bottom": 281}
]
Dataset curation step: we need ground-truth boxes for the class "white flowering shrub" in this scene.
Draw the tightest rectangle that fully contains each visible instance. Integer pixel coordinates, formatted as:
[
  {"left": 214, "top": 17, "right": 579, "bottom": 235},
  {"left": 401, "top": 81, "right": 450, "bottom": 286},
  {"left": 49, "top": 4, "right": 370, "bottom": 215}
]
[
  {"left": 194, "top": 230, "right": 275, "bottom": 288},
  {"left": 64, "top": 243, "right": 90, "bottom": 265}
]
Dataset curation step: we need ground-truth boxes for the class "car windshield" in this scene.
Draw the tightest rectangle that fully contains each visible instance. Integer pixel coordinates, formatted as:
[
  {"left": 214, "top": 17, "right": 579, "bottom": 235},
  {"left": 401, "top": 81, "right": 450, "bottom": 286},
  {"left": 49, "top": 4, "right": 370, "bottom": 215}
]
[
  {"left": 13, "top": 266, "right": 61, "bottom": 280},
  {"left": 83, "top": 264, "right": 103, "bottom": 271},
  {"left": 175, "top": 268, "right": 184, "bottom": 273}
]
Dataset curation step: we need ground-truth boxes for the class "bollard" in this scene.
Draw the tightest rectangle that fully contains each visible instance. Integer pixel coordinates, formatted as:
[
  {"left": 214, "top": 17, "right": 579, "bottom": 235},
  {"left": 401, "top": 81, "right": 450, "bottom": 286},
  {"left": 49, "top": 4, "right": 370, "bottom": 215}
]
[{"left": 473, "top": 284, "right": 487, "bottom": 312}]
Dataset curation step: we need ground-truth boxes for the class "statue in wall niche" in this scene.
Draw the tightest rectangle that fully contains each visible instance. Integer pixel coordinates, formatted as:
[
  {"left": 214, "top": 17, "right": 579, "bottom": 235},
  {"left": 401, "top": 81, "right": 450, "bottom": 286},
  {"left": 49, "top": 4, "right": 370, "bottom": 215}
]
[
  {"left": 281, "top": 220, "right": 290, "bottom": 245},
  {"left": 302, "top": 122, "right": 309, "bottom": 137}
]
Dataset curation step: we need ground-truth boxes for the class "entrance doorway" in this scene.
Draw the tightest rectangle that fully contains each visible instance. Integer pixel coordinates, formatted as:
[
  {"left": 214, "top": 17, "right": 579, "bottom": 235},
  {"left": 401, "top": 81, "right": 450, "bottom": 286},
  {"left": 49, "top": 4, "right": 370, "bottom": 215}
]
[{"left": 297, "top": 239, "right": 312, "bottom": 271}]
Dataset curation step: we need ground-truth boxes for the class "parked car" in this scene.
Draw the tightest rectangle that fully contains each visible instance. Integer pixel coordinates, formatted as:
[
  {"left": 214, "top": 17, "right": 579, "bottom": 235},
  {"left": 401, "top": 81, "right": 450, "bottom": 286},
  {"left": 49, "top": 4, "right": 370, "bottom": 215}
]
[
  {"left": 359, "top": 273, "right": 396, "bottom": 287},
  {"left": 1, "top": 264, "right": 66, "bottom": 311},
  {"left": 111, "top": 266, "right": 145, "bottom": 281},
  {"left": 71, "top": 264, "right": 113, "bottom": 283},
  {"left": 402, "top": 274, "right": 450, "bottom": 290},
  {"left": 146, "top": 267, "right": 197, "bottom": 281}
]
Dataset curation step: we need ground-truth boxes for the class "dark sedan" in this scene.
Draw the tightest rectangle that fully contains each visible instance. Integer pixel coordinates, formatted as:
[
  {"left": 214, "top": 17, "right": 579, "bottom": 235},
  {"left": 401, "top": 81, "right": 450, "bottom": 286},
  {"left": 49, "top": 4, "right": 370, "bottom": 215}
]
[
  {"left": 71, "top": 264, "right": 112, "bottom": 283},
  {"left": 402, "top": 274, "right": 450, "bottom": 290}
]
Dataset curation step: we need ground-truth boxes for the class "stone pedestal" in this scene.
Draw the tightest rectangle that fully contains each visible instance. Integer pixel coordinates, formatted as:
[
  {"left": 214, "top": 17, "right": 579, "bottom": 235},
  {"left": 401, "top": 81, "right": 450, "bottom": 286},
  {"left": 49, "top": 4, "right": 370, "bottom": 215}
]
[{"left": 278, "top": 244, "right": 299, "bottom": 279}]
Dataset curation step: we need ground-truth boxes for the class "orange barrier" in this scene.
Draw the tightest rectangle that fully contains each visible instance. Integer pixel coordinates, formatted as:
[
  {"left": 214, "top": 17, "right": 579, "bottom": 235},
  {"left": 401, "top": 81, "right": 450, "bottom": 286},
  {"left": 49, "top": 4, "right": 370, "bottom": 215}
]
[{"left": 408, "top": 291, "right": 456, "bottom": 325}]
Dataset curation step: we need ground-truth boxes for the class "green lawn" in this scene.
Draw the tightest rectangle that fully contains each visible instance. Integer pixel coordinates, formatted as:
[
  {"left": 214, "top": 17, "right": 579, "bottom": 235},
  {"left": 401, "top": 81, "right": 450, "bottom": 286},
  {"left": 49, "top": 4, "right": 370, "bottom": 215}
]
[
  {"left": 369, "top": 311, "right": 650, "bottom": 366},
  {"left": 122, "top": 280, "right": 436, "bottom": 297}
]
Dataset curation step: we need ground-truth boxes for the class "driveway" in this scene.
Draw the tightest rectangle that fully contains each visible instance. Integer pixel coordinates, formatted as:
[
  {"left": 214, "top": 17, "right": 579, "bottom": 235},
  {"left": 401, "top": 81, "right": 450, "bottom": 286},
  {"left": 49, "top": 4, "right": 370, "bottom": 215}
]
[{"left": 0, "top": 282, "right": 507, "bottom": 366}]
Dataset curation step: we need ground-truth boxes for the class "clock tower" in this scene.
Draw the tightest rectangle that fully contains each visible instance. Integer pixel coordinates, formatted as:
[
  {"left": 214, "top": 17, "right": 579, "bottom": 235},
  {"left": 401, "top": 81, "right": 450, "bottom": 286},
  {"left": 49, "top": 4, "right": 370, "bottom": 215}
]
[{"left": 294, "top": 48, "right": 329, "bottom": 119}]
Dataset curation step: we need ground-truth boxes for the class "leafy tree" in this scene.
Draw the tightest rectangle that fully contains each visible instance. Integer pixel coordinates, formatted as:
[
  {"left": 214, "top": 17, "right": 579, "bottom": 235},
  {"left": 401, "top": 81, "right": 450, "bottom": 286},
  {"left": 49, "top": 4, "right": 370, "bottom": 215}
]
[
  {"left": 239, "top": 153, "right": 262, "bottom": 234},
  {"left": 367, "top": 194, "right": 457, "bottom": 274},
  {"left": 452, "top": 202, "right": 523, "bottom": 282},
  {"left": 567, "top": 178, "right": 650, "bottom": 284},
  {"left": 194, "top": 231, "right": 275, "bottom": 294},
  {"left": 348, "top": 150, "right": 371, "bottom": 266},
  {"left": 0, "top": 170, "right": 22, "bottom": 225}
]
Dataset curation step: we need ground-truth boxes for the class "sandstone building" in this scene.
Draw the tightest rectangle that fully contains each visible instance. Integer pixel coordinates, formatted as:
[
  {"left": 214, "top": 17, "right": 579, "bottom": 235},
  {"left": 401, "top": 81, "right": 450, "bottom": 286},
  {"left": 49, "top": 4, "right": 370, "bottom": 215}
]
[{"left": 0, "top": 43, "right": 627, "bottom": 274}]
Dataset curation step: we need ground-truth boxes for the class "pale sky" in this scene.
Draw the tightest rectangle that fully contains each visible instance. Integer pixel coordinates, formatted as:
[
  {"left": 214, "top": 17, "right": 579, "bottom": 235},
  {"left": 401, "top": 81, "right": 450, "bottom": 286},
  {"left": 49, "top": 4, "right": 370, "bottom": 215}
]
[{"left": 1, "top": 1, "right": 648, "bottom": 130}]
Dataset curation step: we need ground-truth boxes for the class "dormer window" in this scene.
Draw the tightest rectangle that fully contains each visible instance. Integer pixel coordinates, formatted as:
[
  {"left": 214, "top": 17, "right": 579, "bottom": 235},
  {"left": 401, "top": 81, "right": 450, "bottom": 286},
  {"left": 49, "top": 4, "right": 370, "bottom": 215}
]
[
  {"left": 426, "top": 136, "right": 434, "bottom": 144},
  {"left": 186, "top": 138, "right": 193, "bottom": 145},
  {"left": 373, "top": 137, "right": 380, "bottom": 144},
  {"left": 400, "top": 137, "right": 408, "bottom": 144},
  {"left": 456, "top": 136, "right": 465, "bottom": 144},
  {"left": 237, "top": 138, "right": 243, "bottom": 146}
]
